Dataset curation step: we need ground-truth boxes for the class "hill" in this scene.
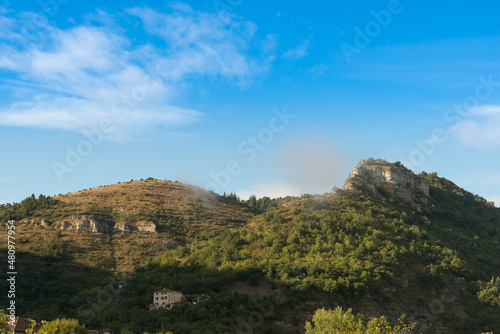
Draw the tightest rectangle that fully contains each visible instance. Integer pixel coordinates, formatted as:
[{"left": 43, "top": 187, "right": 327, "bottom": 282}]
[
  {"left": 0, "top": 179, "right": 256, "bottom": 269},
  {"left": 2, "top": 178, "right": 255, "bottom": 238},
  {"left": 1, "top": 160, "right": 500, "bottom": 333},
  {"left": 0, "top": 179, "right": 256, "bottom": 321}
]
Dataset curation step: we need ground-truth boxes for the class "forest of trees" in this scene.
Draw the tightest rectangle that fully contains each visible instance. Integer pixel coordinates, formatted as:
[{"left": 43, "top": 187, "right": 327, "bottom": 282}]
[{"left": 0, "top": 194, "right": 60, "bottom": 222}]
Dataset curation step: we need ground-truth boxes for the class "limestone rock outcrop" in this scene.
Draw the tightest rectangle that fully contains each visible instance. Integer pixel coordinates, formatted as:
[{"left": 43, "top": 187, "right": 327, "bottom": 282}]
[
  {"left": 113, "top": 223, "right": 132, "bottom": 232},
  {"left": 54, "top": 218, "right": 157, "bottom": 233},
  {"left": 338, "top": 159, "right": 429, "bottom": 204},
  {"left": 57, "top": 217, "right": 109, "bottom": 233},
  {"left": 136, "top": 221, "right": 157, "bottom": 233},
  {"left": 30, "top": 219, "right": 50, "bottom": 228}
]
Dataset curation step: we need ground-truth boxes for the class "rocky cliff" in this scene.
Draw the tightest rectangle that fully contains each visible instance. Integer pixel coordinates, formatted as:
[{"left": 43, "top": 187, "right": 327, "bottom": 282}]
[
  {"left": 53, "top": 218, "right": 158, "bottom": 234},
  {"left": 56, "top": 217, "right": 110, "bottom": 233},
  {"left": 136, "top": 221, "right": 157, "bottom": 233},
  {"left": 338, "top": 159, "right": 429, "bottom": 204},
  {"left": 111, "top": 222, "right": 157, "bottom": 233}
]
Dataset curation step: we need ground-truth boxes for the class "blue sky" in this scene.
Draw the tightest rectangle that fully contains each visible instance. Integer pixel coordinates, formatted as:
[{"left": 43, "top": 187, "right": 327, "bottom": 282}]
[{"left": 1, "top": 0, "right": 500, "bottom": 205}]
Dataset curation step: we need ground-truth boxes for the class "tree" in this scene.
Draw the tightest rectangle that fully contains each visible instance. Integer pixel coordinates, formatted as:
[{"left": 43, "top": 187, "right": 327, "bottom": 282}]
[
  {"left": 305, "top": 307, "right": 416, "bottom": 334},
  {"left": 32, "top": 318, "right": 88, "bottom": 334},
  {"left": 478, "top": 277, "right": 500, "bottom": 306},
  {"left": 0, "top": 310, "right": 9, "bottom": 332},
  {"left": 305, "top": 307, "right": 364, "bottom": 333},
  {"left": 248, "top": 195, "right": 257, "bottom": 207}
]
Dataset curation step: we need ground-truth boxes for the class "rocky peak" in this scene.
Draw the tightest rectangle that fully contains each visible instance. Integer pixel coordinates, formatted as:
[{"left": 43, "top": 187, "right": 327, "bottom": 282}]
[{"left": 339, "top": 159, "right": 429, "bottom": 204}]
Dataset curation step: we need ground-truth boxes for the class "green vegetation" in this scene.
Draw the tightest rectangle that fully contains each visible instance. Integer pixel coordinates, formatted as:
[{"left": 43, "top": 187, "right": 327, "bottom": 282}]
[
  {"left": 0, "top": 194, "right": 61, "bottom": 222},
  {"left": 362, "top": 158, "right": 404, "bottom": 169},
  {"left": 477, "top": 277, "right": 500, "bottom": 307},
  {"left": 31, "top": 318, "right": 88, "bottom": 334},
  {"left": 305, "top": 307, "right": 415, "bottom": 334},
  {"left": 0, "top": 310, "right": 9, "bottom": 332},
  {"left": 80, "top": 260, "right": 264, "bottom": 332}
]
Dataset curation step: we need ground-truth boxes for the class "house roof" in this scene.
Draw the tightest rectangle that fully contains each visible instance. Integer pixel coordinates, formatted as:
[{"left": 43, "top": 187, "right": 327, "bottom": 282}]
[
  {"left": 154, "top": 288, "right": 179, "bottom": 293},
  {"left": 6, "top": 317, "right": 41, "bottom": 333},
  {"left": 88, "top": 329, "right": 112, "bottom": 334}
]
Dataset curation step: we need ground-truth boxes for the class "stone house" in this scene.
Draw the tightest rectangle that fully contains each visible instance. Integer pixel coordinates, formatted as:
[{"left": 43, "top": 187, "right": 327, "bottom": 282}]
[{"left": 149, "top": 288, "right": 184, "bottom": 310}]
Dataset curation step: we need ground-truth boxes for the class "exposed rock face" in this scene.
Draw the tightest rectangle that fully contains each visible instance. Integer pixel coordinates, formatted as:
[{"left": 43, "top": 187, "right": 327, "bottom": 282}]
[
  {"left": 30, "top": 219, "right": 50, "bottom": 228},
  {"left": 58, "top": 217, "right": 109, "bottom": 233},
  {"left": 113, "top": 223, "right": 132, "bottom": 232},
  {"left": 136, "top": 221, "right": 157, "bottom": 233},
  {"left": 53, "top": 218, "right": 156, "bottom": 233},
  {"left": 339, "top": 159, "right": 429, "bottom": 204}
]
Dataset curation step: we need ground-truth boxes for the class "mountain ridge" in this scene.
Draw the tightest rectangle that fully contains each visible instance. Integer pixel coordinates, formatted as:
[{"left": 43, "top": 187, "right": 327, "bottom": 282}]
[{"left": 1, "top": 159, "right": 499, "bottom": 333}]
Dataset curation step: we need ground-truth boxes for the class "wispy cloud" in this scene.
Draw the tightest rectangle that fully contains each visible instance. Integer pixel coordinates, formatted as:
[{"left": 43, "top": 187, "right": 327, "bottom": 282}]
[
  {"left": 0, "top": 4, "right": 276, "bottom": 142},
  {"left": 450, "top": 105, "right": 500, "bottom": 150},
  {"left": 281, "top": 40, "right": 309, "bottom": 61},
  {"left": 0, "top": 96, "right": 203, "bottom": 142}
]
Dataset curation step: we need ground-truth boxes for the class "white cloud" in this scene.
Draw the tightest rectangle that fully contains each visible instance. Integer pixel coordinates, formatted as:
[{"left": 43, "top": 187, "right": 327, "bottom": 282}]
[
  {"left": 281, "top": 40, "right": 309, "bottom": 61},
  {"left": 126, "top": 5, "right": 267, "bottom": 80},
  {"left": 309, "top": 64, "right": 330, "bottom": 77},
  {"left": 0, "top": 95, "right": 202, "bottom": 142},
  {"left": 0, "top": 4, "right": 275, "bottom": 142},
  {"left": 450, "top": 105, "right": 500, "bottom": 149}
]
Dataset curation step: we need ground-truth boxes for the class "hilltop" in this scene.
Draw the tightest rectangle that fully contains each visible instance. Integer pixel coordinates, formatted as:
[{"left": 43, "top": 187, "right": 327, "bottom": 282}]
[
  {"left": 1, "top": 160, "right": 500, "bottom": 333},
  {"left": 4, "top": 179, "right": 254, "bottom": 236},
  {"left": 0, "top": 179, "right": 256, "bottom": 272},
  {"left": 339, "top": 158, "right": 429, "bottom": 203}
]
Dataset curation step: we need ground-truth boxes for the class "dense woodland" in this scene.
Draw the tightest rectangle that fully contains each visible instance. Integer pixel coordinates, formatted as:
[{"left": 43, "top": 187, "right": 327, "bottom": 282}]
[{"left": 1, "top": 163, "right": 500, "bottom": 333}]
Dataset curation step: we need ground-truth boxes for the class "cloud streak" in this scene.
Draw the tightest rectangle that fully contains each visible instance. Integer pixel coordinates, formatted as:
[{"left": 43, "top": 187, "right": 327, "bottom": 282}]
[
  {"left": 281, "top": 40, "right": 309, "bottom": 61},
  {"left": 450, "top": 105, "right": 500, "bottom": 150},
  {"left": 0, "top": 4, "right": 275, "bottom": 142}
]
